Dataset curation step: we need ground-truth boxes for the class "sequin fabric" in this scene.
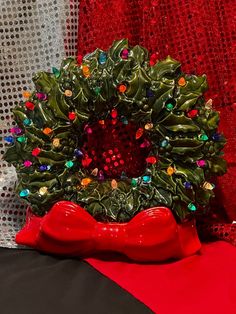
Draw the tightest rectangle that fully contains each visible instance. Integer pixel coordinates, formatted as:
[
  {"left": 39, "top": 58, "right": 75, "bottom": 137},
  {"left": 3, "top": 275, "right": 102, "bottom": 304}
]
[
  {"left": 0, "top": 0, "right": 78, "bottom": 247},
  {"left": 78, "top": 0, "right": 236, "bottom": 108}
]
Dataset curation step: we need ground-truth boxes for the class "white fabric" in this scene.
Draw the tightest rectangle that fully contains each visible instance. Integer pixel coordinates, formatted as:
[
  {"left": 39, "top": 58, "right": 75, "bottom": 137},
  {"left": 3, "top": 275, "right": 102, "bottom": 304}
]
[{"left": 0, "top": 0, "right": 79, "bottom": 247}]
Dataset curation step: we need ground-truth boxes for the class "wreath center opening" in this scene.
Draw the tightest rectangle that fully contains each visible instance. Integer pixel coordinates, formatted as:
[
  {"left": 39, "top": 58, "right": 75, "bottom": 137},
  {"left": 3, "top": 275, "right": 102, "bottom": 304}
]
[{"left": 81, "top": 117, "right": 151, "bottom": 179}]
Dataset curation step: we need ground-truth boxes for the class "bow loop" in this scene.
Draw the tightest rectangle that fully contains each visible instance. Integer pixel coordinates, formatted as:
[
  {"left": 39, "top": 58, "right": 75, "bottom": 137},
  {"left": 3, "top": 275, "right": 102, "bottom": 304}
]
[
  {"left": 125, "top": 207, "right": 178, "bottom": 244},
  {"left": 42, "top": 201, "right": 95, "bottom": 241}
]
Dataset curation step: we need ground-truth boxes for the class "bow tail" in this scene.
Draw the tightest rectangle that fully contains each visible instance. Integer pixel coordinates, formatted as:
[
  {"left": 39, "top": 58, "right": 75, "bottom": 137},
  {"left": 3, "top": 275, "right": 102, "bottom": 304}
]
[
  {"left": 16, "top": 207, "right": 41, "bottom": 247},
  {"left": 177, "top": 221, "right": 201, "bottom": 258}
]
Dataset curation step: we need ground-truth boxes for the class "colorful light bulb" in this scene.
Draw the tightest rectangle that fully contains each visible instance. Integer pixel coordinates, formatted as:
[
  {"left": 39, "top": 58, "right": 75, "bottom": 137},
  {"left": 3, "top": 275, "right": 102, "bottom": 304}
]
[
  {"left": 23, "top": 118, "right": 32, "bottom": 126},
  {"left": 81, "top": 178, "right": 92, "bottom": 186},
  {"left": 99, "top": 52, "right": 107, "bottom": 65},
  {"left": 4, "top": 136, "right": 14, "bottom": 144},
  {"left": 39, "top": 186, "right": 48, "bottom": 195},
  {"left": 135, "top": 128, "right": 144, "bottom": 139},
  {"left": 25, "top": 101, "right": 35, "bottom": 110},
  {"left": 188, "top": 203, "right": 197, "bottom": 211},
  {"left": 142, "top": 175, "right": 152, "bottom": 183},
  {"left": 32, "top": 147, "right": 41, "bottom": 156},
  {"left": 23, "top": 160, "right": 32, "bottom": 167},
  {"left": 52, "top": 67, "right": 61, "bottom": 78},
  {"left": 65, "top": 160, "right": 74, "bottom": 168},
  {"left": 19, "top": 189, "right": 30, "bottom": 197}
]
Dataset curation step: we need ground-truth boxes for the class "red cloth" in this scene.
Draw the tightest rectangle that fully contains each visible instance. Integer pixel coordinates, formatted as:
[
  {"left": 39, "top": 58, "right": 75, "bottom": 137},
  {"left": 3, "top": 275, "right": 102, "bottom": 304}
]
[
  {"left": 77, "top": 0, "right": 236, "bottom": 221},
  {"left": 86, "top": 242, "right": 236, "bottom": 314}
]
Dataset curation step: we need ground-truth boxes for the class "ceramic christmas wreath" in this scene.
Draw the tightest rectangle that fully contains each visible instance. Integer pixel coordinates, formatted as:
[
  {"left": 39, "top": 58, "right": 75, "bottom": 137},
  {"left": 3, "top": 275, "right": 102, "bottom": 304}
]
[{"left": 4, "top": 39, "right": 226, "bottom": 261}]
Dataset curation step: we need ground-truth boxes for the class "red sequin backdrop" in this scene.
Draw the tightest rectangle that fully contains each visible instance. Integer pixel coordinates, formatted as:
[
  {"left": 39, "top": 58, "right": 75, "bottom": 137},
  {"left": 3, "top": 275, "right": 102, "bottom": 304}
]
[{"left": 76, "top": 0, "right": 236, "bottom": 229}]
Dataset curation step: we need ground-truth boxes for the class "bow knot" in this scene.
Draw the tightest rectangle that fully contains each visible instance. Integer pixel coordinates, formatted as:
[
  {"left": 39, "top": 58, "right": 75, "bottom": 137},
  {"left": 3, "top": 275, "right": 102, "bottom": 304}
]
[{"left": 94, "top": 223, "right": 126, "bottom": 252}]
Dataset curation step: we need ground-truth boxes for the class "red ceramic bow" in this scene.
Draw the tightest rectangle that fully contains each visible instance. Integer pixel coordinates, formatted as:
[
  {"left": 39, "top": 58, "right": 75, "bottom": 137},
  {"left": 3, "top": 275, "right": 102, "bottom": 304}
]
[{"left": 16, "top": 201, "right": 201, "bottom": 262}]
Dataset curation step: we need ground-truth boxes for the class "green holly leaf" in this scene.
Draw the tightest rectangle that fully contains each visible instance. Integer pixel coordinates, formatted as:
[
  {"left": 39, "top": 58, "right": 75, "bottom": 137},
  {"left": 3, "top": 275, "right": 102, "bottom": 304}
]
[
  {"left": 208, "top": 157, "right": 227, "bottom": 175},
  {"left": 149, "top": 56, "right": 181, "bottom": 80},
  {"left": 161, "top": 113, "right": 200, "bottom": 132},
  {"left": 176, "top": 74, "right": 208, "bottom": 111}
]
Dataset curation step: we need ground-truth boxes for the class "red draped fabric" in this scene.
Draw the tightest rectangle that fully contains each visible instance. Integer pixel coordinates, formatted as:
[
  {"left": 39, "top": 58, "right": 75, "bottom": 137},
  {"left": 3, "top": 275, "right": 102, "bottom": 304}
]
[
  {"left": 86, "top": 242, "right": 236, "bottom": 314},
  {"left": 77, "top": 0, "right": 236, "bottom": 222}
]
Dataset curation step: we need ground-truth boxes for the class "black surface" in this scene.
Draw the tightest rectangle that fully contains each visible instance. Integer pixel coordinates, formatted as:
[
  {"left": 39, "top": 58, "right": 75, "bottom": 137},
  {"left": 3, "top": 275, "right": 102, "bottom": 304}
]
[{"left": 0, "top": 248, "right": 153, "bottom": 314}]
